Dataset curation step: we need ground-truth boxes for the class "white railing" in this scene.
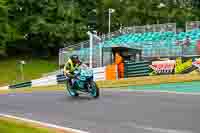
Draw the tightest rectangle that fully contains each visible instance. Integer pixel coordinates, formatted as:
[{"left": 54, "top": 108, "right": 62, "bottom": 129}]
[
  {"left": 31, "top": 67, "right": 107, "bottom": 87},
  {"left": 93, "top": 67, "right": 106, "bottom": 81}
]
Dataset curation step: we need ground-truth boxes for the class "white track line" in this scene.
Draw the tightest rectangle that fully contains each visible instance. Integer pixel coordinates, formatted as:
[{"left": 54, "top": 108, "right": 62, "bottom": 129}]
[
  {"left": 130, "top": 123, "right": 194, "bottom": 133},
  {"left": 130, "top": 90, "right": 200, "bottom": 95},
  {"left": 105, "top": 88, "right": 200, "bottom": 95},
  {"left": 0, "top": 114, "right": 88, "bottom": 133}
]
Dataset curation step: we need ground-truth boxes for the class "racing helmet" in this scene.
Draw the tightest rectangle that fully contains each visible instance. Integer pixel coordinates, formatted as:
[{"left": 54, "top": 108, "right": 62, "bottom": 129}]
[{"left": 70, "top": 55, "right": 79, "bottom": 63}]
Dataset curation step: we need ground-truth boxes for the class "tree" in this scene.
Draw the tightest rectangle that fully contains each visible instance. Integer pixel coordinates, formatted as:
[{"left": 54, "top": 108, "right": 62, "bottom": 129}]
[
  {"left": 0, "top": 0, "right": 23, "bottom": 56},
  {"left": 0, "top": 0, "right": 199, "bottom": 56},
  {"left": 5, "top": 0, "right": 89, "bottom": 56}
]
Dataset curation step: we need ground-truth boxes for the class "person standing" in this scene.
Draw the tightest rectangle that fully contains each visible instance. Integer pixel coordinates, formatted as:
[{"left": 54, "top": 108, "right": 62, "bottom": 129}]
[
  {"left": 115, "top": 52, "right": 124, "bottom": 79},
  {"left": 182, "top": 36, "right": 191, "bottom": 55},
  {"left": 196, "top": 40, "right": 200, "bottom": 55}
]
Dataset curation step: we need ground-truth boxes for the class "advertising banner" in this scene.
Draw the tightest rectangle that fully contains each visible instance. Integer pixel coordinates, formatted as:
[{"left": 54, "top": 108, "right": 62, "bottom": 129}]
[
  {"left": 150, "top": 60, "right": 176, "bottom": 74},
  {"left": 193, "top": 58, "right": 200, "bottom": 70},
  {"left": 175, "top": 58, "right": 192, "bottom": 74}
]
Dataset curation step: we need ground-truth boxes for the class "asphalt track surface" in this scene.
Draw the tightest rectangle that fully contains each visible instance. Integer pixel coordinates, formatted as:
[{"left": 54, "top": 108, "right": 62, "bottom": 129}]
[{"left": 0, "top": 89, "right": 200, "bottom": 133}]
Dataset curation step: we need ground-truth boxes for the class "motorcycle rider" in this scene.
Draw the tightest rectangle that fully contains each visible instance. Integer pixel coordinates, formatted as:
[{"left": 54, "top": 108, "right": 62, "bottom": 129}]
[{"left": 64, "top": 55, "right": 82, "bottom": 90}]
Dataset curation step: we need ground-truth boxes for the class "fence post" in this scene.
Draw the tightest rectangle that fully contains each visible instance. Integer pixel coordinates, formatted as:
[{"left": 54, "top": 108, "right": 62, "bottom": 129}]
[
  {"left": 87, "top": 31, "right": 93, "bottom": 68},
  {"left": 100, "top": 44, "right": 102, "bottom": 67}
]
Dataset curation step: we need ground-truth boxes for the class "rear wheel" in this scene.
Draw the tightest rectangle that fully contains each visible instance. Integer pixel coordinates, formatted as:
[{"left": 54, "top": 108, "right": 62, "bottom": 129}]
[{"left": 89, "top": 81, "right": 99, "bottom": 98}]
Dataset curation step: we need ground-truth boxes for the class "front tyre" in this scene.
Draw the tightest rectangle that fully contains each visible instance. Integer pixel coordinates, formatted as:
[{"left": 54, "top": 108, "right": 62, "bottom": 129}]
[
  {"left": 65, "top": 82, "right": 79, "bottom": 97},
  {"left": 89, "top": 81, "right": 100, "bottom": 98}
]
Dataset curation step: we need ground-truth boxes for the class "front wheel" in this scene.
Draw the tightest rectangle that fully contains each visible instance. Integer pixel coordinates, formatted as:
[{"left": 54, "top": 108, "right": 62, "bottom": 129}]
[
  {"left": 65, "top": 81, "right": 79, "bottom": 97},
  {"left": 89, "top": 81, "right": 100, "bottom": 98}
]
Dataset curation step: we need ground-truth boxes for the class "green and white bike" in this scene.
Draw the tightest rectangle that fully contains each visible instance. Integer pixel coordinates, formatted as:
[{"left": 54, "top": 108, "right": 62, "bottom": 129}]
[{"left": 65, "top": 66, "right": 99, "bottom": 98}]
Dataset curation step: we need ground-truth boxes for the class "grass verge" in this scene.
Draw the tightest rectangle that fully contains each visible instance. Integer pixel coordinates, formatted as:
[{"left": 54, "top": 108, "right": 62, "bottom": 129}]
[
  {"left": 0, "top": 58, "right": 58, "bottom": 86},
  {"left": 0, "top": 85, "right": 64, "bottom": 94},
  {"left": 0, "top": 117, "right": 69, "bottom": 133}
]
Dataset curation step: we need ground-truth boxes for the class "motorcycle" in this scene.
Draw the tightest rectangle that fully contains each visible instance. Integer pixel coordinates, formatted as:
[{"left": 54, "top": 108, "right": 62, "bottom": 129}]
[{"left": 65, "top": 65, "right": 100, "bottom": 98}]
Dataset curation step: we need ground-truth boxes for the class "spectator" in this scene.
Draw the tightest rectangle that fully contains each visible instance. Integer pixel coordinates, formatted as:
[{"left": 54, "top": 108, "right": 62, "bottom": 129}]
[
  {"left": 182, "top": 36, "right": 191, "bottom": 55},
  {"left": 115, "top": 52, "right": 124, "bottom": 79},
  {"left": 196, "top": 40, "right": 200, "bottom": 55},
  {"left": 175, "top": 40, "right": 180, "bottom": 45},
  {"left": 183, "top": 36, "right": 191, "bottom": 47},
  {"left": 175, "top": 36, "right": 181, "bottom": 46}
]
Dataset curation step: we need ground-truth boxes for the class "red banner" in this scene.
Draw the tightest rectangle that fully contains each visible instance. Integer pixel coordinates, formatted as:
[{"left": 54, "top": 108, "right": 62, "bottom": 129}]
[{"left": 150, "top": 60, "right": 176, "bottom": 73}]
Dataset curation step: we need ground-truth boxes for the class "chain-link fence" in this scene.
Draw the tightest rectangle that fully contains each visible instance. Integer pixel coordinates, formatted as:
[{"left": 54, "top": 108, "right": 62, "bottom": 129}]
[
  {"left": 59, "top": 40, "right": 199, "bottom": 67},
  {"left": 99, "top": 23, "right": 176, "bottom": 41},
  {"left": 142, "top": 42, "right": 198, "bottom": 58},
  {"left": 123, "top": 23, "right": 176, "bottom": 33},
  {"left": 59, "top": 34, "right": 113, "bottom": 68},
  {"left": 59, "top": 42, "right": 88, "bottom": 67},
  {"left": 59, "top": 22, "right": 199, "bottom": 67}
]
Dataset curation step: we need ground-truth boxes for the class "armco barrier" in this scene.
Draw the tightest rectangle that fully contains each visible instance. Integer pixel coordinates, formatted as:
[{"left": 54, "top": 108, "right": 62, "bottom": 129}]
[
  {"left": 32, "top": 75, "right": 57, "bottom": 87},
  {"left": 9, "top": 81, "right": 32, "bottom": 89},
  {"left": 6, "top": 67, "right": 107, "bottom": 89},
  {"left": 56, "top": 74, "right": 66, "bottom": 84},
  {"left": 124, "top": 61, "right": 151, "bottom": 78},
  {"left": 56, "top": 67, "right": 106, "bottom": 84},
  {"left": 93, "top": 67, "right": 106, "bottom": 81}
]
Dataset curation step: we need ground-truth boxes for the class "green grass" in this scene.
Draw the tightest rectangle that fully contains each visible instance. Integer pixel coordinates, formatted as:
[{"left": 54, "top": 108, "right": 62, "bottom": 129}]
[
  {"left": 0, "top": 58, "right": 58, "bottom": 86},
  {"left": 0, "top": 118, "right": 54, "bottom": 133}
]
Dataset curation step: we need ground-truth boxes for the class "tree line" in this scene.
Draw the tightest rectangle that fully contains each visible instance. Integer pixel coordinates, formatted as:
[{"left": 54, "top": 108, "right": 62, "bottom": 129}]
[{"left": 0, "top": 0, "right": 199, "bottom": 57}]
